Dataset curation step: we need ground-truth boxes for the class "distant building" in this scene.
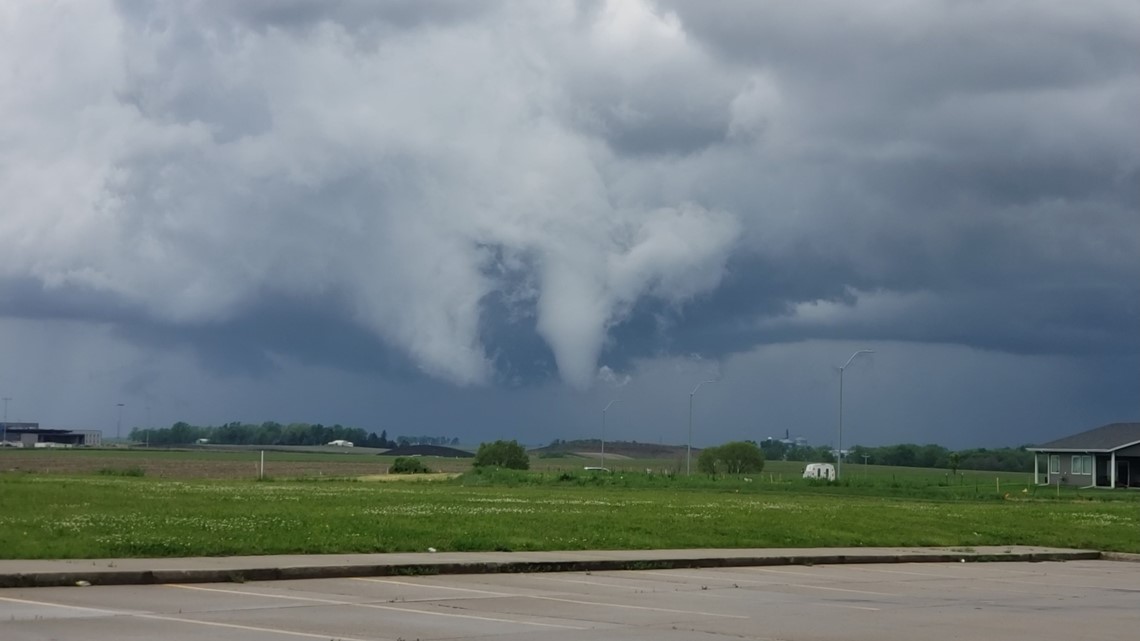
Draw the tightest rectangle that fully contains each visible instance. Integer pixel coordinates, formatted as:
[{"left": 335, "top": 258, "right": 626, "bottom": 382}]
[
  {"left": 766, "top": 433, "right": 808, "bottom": 447},
  {"left": 1, "top": 423, "right": 102, "bottom": 447}
]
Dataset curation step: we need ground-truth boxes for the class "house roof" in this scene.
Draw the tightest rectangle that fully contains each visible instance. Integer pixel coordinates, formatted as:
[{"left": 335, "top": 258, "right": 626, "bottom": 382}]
[{"left": 1028, "top": 422, "right": 1140, "bottom": 452}]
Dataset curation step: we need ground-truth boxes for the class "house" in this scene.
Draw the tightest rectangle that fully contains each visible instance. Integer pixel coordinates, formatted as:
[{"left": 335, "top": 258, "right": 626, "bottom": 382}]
[{"left": 1027, "top": 422, "right": 1140, "bottom": 488}]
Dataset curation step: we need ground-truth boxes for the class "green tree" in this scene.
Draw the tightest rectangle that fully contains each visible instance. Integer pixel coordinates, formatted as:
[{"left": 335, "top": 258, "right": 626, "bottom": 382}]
[
  {"left": 472, "top": 440, "right": 530, "bottom": 470},
  {"left": 811, "top": 445, "right": 836, "bottom": 463},
  {"left": 697, "top": 446, "right": 721, "bottom": 474},
  {"left": 759, "top": 438, "right": 788, "bottom": 461},
  {"left": 390, "top": 457, "right": 430, "bottom": 474},
  {"left": 697, "top": 441, "right": 765, "bottom": 475},
  {"left": 717, "top": 441, "right": 765, "bottom": 474}
]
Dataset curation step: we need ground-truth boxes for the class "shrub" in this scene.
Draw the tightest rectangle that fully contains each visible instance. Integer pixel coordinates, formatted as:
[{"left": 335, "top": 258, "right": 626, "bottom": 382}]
[
  {"left": 697, "top": 448, "right": 719, "bottom": 475},
  {"left": 97, "top": 467, "right": 146, "bottom": 477},
  {"left": 472, "top": 440, "right": 530, "bottom": 470},
  {"left": 697, "top": 441, "right": 765, "bottom": 475},
  {"left": 390, "top": 457, "right": 430, "bottom": 474}
]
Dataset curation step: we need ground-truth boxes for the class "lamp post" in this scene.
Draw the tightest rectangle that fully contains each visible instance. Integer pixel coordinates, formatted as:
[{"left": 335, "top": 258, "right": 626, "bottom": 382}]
[
  {"left": 687, "top": 380, "right": 717, "bottom": 475},
  {"left": 116, "top": 403, "right": 125, "bottom": 441},
  {"left": 837, "top": 350, "right": 873, "bottom": 481},
  {"left": 601, "top": 399, "right": 620, "bottom": 470},
  {"left": 1, "top": 397, "right": 9, "bottom": 446}
]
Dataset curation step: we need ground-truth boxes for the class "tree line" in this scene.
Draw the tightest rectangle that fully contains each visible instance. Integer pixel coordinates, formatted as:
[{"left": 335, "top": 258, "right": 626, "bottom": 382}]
[
  {"left": 129, "top": 421, "right": 459, "bottom": 448},
  {"left": 760, "top": 439, "right": 1034, "bottom": 472}
]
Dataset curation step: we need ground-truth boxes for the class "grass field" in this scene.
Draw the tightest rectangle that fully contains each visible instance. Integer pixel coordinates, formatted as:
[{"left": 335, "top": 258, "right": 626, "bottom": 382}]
[
  {"left": 0, "top": 447, "right": 474, "bottom": 478},
  {"left": 2, "top": 448, "right": 1137, "bottom": 560},
  {"left": 0, "top": 447, "right": 1040, "bottom": 481}
]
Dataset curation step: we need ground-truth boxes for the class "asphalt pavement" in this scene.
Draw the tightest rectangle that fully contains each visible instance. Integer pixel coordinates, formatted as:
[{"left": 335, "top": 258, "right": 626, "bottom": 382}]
[{"left": 2, "top": 558, "right": 1137, "bottom": 640}]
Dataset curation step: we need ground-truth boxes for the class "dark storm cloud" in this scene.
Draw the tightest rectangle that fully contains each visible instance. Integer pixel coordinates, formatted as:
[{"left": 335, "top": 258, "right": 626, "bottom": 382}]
[
  {"left": 115, "top": 295, "right": 423, "bottom": 379},
  {"left": 587, "top": 0, "right": 1140, "bottom": 370},
  {"left": 116, "top": 0, "right": 494, "bottom": 35},
  {"left": 1, "top": 0, "right": 1137, "bottom": 406}
]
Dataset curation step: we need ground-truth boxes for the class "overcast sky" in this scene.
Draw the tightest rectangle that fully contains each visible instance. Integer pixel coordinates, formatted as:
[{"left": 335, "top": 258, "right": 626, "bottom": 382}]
[{"left": 1, "top": 0, "right": 1137, "bottom": 449}]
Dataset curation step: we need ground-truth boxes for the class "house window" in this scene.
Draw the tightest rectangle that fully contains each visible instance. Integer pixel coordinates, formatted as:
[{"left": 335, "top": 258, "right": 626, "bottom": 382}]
[
  {"left": 1049, "top": 455, "right": 1060, "bottom": 474},
  {"left": 1071, "top": 455, "right": 1093, "bottom": 475}
]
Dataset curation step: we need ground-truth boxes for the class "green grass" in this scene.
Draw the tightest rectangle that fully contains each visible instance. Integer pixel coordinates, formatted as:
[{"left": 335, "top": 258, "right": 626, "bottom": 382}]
[
  {"left": 96, "top": 467, "right": 146, "bottom": 477},
  {"left": 1, "top": 470, "right": 1138, "bottom": 559}
]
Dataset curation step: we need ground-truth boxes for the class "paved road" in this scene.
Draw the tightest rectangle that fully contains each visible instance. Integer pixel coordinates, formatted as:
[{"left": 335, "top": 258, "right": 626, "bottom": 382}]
[{"left": 1, "top": 560, "right": 1137, "bottom": 640}]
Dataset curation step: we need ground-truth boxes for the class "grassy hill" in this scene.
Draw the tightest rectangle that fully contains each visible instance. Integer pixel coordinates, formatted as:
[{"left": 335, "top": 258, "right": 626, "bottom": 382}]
[{"left": 531, "top": 440, "right": 689, "bottom": 459}]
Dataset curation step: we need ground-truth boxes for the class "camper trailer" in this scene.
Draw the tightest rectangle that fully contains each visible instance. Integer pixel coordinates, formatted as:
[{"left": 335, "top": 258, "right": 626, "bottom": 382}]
[{"left": 802, "top": 463, "right": 836, "bottom": 481}]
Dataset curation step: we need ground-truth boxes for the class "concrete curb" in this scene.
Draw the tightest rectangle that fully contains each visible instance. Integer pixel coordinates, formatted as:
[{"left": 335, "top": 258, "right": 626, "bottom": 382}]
[
  {"left": 0, "top": 549, "right": 1103, "bottom": 589},
  {"left": 1100, "top": 551, "right": 1140, "bottom": 563}
]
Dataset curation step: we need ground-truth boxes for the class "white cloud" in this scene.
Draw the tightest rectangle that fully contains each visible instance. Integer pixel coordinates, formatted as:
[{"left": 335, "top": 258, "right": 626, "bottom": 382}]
[{"left": 0, "top": 0, "right": 742, "bottom": 387}]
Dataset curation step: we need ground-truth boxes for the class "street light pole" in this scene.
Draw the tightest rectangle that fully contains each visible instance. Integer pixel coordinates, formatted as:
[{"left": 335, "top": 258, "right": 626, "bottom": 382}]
[
  {"left": 837, "top": 350, "right": 873, "bottom": 481},
  {"left": 687, "top": 380, "right": 718, "bottom": 475},
  {"left": 602, "top": 399, "right": 620, "bottom": 470},
  {"left": 116, "top": 403, "right": 125, "bottom": 441},
  {"left": 1, "top": 397, "right": 9, "bottom": 446}
]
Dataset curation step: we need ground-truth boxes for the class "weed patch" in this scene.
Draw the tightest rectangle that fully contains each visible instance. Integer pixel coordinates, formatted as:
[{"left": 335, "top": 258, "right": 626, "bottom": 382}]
[{"left": 96, "top": 467, "right": 145, "bottom": 477}]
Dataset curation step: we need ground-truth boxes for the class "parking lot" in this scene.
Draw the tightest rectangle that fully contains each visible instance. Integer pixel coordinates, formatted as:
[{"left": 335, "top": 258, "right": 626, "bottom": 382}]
[{"left": 1, "top": 560, "right": 1137, "bottom": 640}]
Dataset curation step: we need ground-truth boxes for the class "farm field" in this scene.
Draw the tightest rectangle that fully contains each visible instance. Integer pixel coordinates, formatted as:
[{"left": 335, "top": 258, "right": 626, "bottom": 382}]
[
  {"left": 1, "top": 448, "right": 1139, "bottom": 559},
  {"left": 0, "top": 447, "right": 1038, "bottom": 482},
  {"left": 0, "top": 447, "right": 474, "bottom": 478}
]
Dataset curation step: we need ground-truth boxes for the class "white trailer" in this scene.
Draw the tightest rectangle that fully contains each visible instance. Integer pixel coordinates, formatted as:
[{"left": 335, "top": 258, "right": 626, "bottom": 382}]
[{"left": 802, "top": 463, "right": 836, "bottom": 480}]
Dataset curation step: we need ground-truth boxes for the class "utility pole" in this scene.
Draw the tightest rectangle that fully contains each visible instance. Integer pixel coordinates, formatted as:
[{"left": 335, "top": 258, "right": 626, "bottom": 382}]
[
  {"left": 837, "top": 350, "right": 874, "bottom": 481},
  {"left": 1, "top": 397, "right": 9, "bottom": 446},
  {"left": 687, "top": 380, "right": 718, "bottom": 475},
  {"left": 602, "top": 399, "right": 620, "bottom": 470}
]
